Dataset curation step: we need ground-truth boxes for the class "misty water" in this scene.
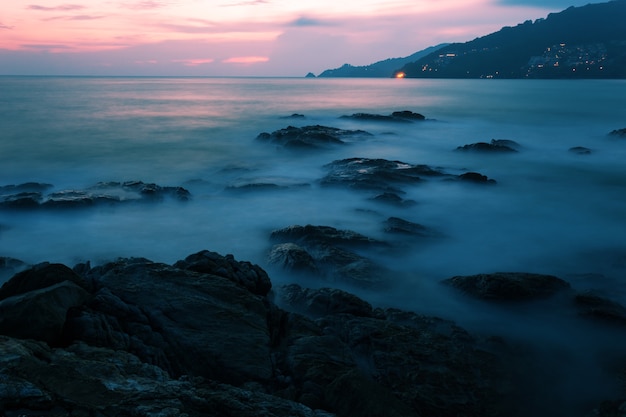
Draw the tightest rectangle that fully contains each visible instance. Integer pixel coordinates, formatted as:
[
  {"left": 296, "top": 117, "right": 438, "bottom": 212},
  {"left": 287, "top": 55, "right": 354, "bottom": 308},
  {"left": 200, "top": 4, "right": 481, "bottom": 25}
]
[{"left": 2, "top": 76, "right": 626, "bottom": 414}]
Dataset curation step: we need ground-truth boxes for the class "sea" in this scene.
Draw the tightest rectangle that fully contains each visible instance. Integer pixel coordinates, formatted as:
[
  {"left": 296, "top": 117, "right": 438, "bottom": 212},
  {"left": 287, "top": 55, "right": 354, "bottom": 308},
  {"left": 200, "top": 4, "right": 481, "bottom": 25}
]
[{"left": 1, "top": 76, "right": 626, "bottom": 413}]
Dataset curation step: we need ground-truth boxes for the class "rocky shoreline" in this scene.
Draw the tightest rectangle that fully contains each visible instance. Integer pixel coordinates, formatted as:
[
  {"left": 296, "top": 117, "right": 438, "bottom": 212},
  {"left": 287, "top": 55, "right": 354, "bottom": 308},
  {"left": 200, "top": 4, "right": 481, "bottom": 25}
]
[
  {"left": 1, "top": 248, "right": 626, "bottom": 417},
  {"left": 2, "top": 115, "right": 626, "bottom": 416}
]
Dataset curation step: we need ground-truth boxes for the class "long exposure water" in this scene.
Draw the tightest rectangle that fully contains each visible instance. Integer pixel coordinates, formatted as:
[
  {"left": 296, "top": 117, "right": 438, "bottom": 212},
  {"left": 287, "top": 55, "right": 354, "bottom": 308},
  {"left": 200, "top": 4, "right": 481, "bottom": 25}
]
[{"left": 2, "top": 76, "right": 626, "bottom": 414}]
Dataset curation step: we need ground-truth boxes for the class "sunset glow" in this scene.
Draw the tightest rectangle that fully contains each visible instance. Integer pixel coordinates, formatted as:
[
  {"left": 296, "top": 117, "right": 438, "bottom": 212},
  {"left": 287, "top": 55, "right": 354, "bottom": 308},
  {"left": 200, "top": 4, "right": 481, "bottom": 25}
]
[{"left": 0, "top": 0, "right": 600, "bottom": 76}]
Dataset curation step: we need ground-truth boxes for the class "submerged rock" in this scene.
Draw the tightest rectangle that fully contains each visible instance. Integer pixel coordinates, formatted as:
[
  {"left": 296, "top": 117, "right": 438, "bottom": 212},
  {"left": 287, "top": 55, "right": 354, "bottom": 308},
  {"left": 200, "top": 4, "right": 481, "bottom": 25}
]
[
  {"left": 456, "top": 139, "right": 519, "bottom": 153},
  {"left": 339, "top": 110, "right": 425, "bottom": 122},
  {"left": 383, "top": 216, "right": 440, "bottom": 237},
  {"left": 320, "top": 157, "right": 446, "bottom": 193},
  {"left": 569, "top": 146, "right": 592, "bottom": 154},
  {"left": 457, "top": 171, "right": 497, "bottom": 184},
  {"left": 609, "top": 128, "right": 626, "bottom": 137},
  {"left": 368, "top": 192, "right": 417, "bottom": 206},
  {"left": 442, "top": 272, "right": 571, "bottom": 301},
  {"left": 574, "top": 292, "right": 626, "bottom": 325},
  {"left": 269, "top": 225, "right": 390, "bottom": 288},
  {"left": 0, "top": 180, "right": 191, "bottom": 210},
  {"left": 256, "top": 125, "right": 372, "bottom": 149}
]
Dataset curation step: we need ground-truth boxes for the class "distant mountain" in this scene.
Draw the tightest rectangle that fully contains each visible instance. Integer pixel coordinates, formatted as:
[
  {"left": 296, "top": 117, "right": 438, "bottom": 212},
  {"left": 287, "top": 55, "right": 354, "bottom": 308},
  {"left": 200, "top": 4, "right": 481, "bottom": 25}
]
[
  {"left": 396, "top": 0, "right": 626, "bottom": 79},
  {"left": 316, "top": 44, "right": 449, "bottom": 78}
]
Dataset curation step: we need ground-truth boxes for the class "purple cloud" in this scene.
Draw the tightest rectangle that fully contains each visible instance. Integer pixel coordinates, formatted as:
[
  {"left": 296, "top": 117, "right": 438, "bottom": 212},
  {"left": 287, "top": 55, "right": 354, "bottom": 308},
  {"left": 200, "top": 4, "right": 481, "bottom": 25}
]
[
  {"left": 0, "top": 22, "right": 14, "bottom": 30},
  {"left": 44, "top": 14, "right": 106, "bottom": 21},
  {"left": 27, "top": 4, "right": 85, "bottom": 11}
]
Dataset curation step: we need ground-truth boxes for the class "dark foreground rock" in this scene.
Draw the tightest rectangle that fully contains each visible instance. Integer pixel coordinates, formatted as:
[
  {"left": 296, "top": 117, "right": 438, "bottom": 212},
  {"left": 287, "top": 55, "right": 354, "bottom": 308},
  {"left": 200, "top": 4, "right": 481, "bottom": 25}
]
[
  {"left": 0, "top": 250, "right": 522, "bottom": 417},
  {"left": 0, "top": 180, "right": 191, "bottom": 210},
  {"left": 3, "top": 250, "right": 626, "bottom": 416},
  {"left": 256, "top": 125, "right": 372, "bottom": 149},
  {"left": 442, "top": 272, "right": 571, "bottom": 301}
]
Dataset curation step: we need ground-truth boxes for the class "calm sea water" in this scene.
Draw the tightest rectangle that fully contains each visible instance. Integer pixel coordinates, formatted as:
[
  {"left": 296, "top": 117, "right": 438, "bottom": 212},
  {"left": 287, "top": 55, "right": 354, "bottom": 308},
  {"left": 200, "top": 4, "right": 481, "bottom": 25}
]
[
  {"left": 2, "top": 76, "right": 626, "bottom": 413},
  {"left": 1, "top": 76, "right": 626, "bottom": 292}
]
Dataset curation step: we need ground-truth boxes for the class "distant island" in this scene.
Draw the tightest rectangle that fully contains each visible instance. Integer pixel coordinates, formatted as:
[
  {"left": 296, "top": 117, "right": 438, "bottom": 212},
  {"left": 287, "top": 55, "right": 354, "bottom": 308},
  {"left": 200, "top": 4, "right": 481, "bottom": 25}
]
[{"left": 313, "top": 0, "right": 626, "bottom": 79}]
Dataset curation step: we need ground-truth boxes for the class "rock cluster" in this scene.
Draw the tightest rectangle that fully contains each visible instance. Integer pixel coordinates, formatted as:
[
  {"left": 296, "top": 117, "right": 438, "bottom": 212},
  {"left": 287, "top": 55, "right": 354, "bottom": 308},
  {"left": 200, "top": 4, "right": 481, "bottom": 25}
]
[
  {"left": 256, "top": 125, "right": 372, "bottom": 149},
  {"left": 0, "top": 181, "right": 190, "bottom": 210},
  {"left": 2, "top": 250, "right": 626, "bottom": 416}
]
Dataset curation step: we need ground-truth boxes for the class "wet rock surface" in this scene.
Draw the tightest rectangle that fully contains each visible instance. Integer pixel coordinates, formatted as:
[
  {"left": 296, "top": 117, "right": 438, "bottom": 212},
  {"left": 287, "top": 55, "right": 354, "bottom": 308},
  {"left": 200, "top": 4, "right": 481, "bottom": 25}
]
[
  {"left": 320, "top": 157, "right": 447, "bottom": 193},
  {"left": 256, "top": 125, "right": 372, "bottom": 149},
  {"left": 0, "top": 250, "right": 625, "bottom": 416},
  {"left": 268, "top": 225, "right": 390, "bottom": 288},
  {"left": 0, "top": 180, "right": 191, "bottom": 210}
]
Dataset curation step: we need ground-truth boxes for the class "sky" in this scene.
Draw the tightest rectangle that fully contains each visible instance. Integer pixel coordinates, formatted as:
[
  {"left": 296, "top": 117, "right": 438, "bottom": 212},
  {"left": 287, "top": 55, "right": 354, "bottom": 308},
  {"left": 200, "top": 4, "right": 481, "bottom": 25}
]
[{"left": 0, "top": 0, "right": 602, "bottom": 76}]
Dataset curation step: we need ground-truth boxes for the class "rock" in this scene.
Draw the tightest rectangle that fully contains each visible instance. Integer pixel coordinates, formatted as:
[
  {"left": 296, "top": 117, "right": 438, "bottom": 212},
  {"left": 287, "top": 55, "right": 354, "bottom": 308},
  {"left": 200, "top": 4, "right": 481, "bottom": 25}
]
[
  {"left": 339, "top": 110, "right": 425, "bottom": 122},
  {"left": 609, "top": 128, "right": 626, "bottom": 137},
  {"left": 369, "top": 192, "right": 417, "bottom": 206},
  {"left": 456, "top": 141, "right": 518, "bottom": 153},
  {"left": 256, "top": 125, "right": 371, "bottom": 149},
  {"left": 569, "top": 146, "right": 592, "bottom": 154},
  {"left": 0, "top": 182, "right": 53, "bottom": 193},
  {"left": 76, "top": 257, "right": 274, "bottom": 384},
  {"left": 173, "top": 249, "right": 272, "bottom": 296},
  {"left": 391, "top": 110, "right": 426, "bottom": 121},
  {"left": 0, "top": 281, "right": 90, "bottom": 345},
  {"left": 0, "top": 336, "right": 335, "bottom": 417},
  {"left": 490, "top": 139, "right": 521, "bottom": 150},
  {"left": 574, "top": 292, "right": 626, "bottom": 325},
  {"left": 383, "top": 217, "right": 439, "bottom": 237},
  {"left": 442, "top": 272, "right": 571, "bottom": 301},
  {"left": 281, "top": 113, "right": 306, "bottom": 118},
  {"left": 457, "top": 171, "right": 497, "bottom": 184},
  {"left": 0, "top": 181, "right": 191, "bottom": 210},
  {"left": 267, "top": 243, "right": 320, "bottom": 274},
  {"left": 270, "top": 224, "right": 383, "bottom": 248},
  {"left": 320, "top": 157, "right": 446, "bottom": 193},
  {"left": 269, "top": 225, "right": 390, "bottom": 288},
  {"left": 278, "top": 284, "right": 373, "bottom": 318},
  {"left": 0, "top": 262, "right": 89, "bottom": 300}
]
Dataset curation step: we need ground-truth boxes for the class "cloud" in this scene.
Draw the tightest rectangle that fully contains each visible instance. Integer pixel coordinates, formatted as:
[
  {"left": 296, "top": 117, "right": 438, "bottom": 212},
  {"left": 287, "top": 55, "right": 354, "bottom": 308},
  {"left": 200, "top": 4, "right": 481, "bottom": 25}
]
[
  {"left": 27, "top": 4, "right": 85, "bottom": 11},
  {"left": 125, "top": 1, "right": 172, "bottom": 10},
  {"left": 495, "top": 0, "right": 592, "bottom": 7},
  {"left": 172, "top": 58, "right": 215, "bottom": 66},
  {"left": 44, "top": 15, "right": 106, "bottom": 21},
  {"left": 0, "top": 22, "right": 13, "bottom": 30},
  {"left": 222, "top": 56, "right": 269, "bottom": 64},
  {"left": 220, "top": 0, "right": 269, "bottom": 6}
]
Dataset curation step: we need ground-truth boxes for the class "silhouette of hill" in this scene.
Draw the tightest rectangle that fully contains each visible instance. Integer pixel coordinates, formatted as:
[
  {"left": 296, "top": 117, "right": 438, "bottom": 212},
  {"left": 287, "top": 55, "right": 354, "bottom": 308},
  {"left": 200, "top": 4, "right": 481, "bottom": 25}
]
[
  {"left": 315, "top": 44, "right": 448, "bottom": 77},
  {"left": 396, "top": 0, "right": 626, "bottom": 79}
]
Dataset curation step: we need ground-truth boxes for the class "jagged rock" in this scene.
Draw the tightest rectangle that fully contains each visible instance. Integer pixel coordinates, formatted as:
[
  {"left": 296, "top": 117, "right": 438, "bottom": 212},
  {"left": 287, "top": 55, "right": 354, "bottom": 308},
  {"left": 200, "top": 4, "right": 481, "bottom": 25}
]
[
  {"left": 442, "top": 272, "right": 571, "bottom": 301},
  {"left": 74, "top": 257, "right": 274, "bottom": 384},
  {"left": 0, "top": 336, "right": 336, "bottom": 417},
  {"left": 0, "top": 281, "right": 90, "bottom": 345},
  {"left": 320, "top": 157, "right": 446, "bottom": 192},
  {"left": 574, "top": 292, "right": 626, "bottom": 325},
  {"left": 383, "top": 217, "right": 439, "bottom": 237},
  {"left": 609, "top": 128, "right": 626, "bottom": 137},
  {"left": 339, "top": 110, "right": 425, "bottom": 123},
  {"left": 256, "top": 125, "right": 371, "bottom": 149},
  {"left": 269, "top": 225, "right": 390, "bottom": 288},
  {"left": 0, "top": 262, "right": 89, "bottom": 300},
  {"left": 270, "top": 224, "right": 383, "bottom": 248},
  {"left": 569, "top": 146, "right": 592, "bottom": 154},
  {"left": 456, "top": 140, "right": 518, "bottom": 153},
  {"left": 279, "top": 284, "right": 373, "bottom": 317},
  {"left": 267, "top": 243, "right": 319, "bottom": 274},
  {"left": 0, "top": 181, "right": 191, "bottom": 210},
  {"left": 174, "top": 250, "right": 272, "bottom": 296},
  {"left": 457, "top": 171, "right": 497, "bottom": 184}
]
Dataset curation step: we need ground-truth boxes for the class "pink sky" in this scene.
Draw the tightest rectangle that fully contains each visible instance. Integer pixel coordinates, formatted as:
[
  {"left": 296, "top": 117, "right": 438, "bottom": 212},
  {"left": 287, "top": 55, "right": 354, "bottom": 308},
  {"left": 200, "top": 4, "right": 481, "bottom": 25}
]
[{"left": 0, "top": 0, "right": 599, "bottom": 76}]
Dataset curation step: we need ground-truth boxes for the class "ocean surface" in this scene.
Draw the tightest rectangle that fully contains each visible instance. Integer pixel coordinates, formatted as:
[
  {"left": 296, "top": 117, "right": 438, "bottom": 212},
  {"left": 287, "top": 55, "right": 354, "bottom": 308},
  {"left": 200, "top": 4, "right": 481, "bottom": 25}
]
[{"left": 2, "top": 76, "right": 626, "bottom": 413}]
